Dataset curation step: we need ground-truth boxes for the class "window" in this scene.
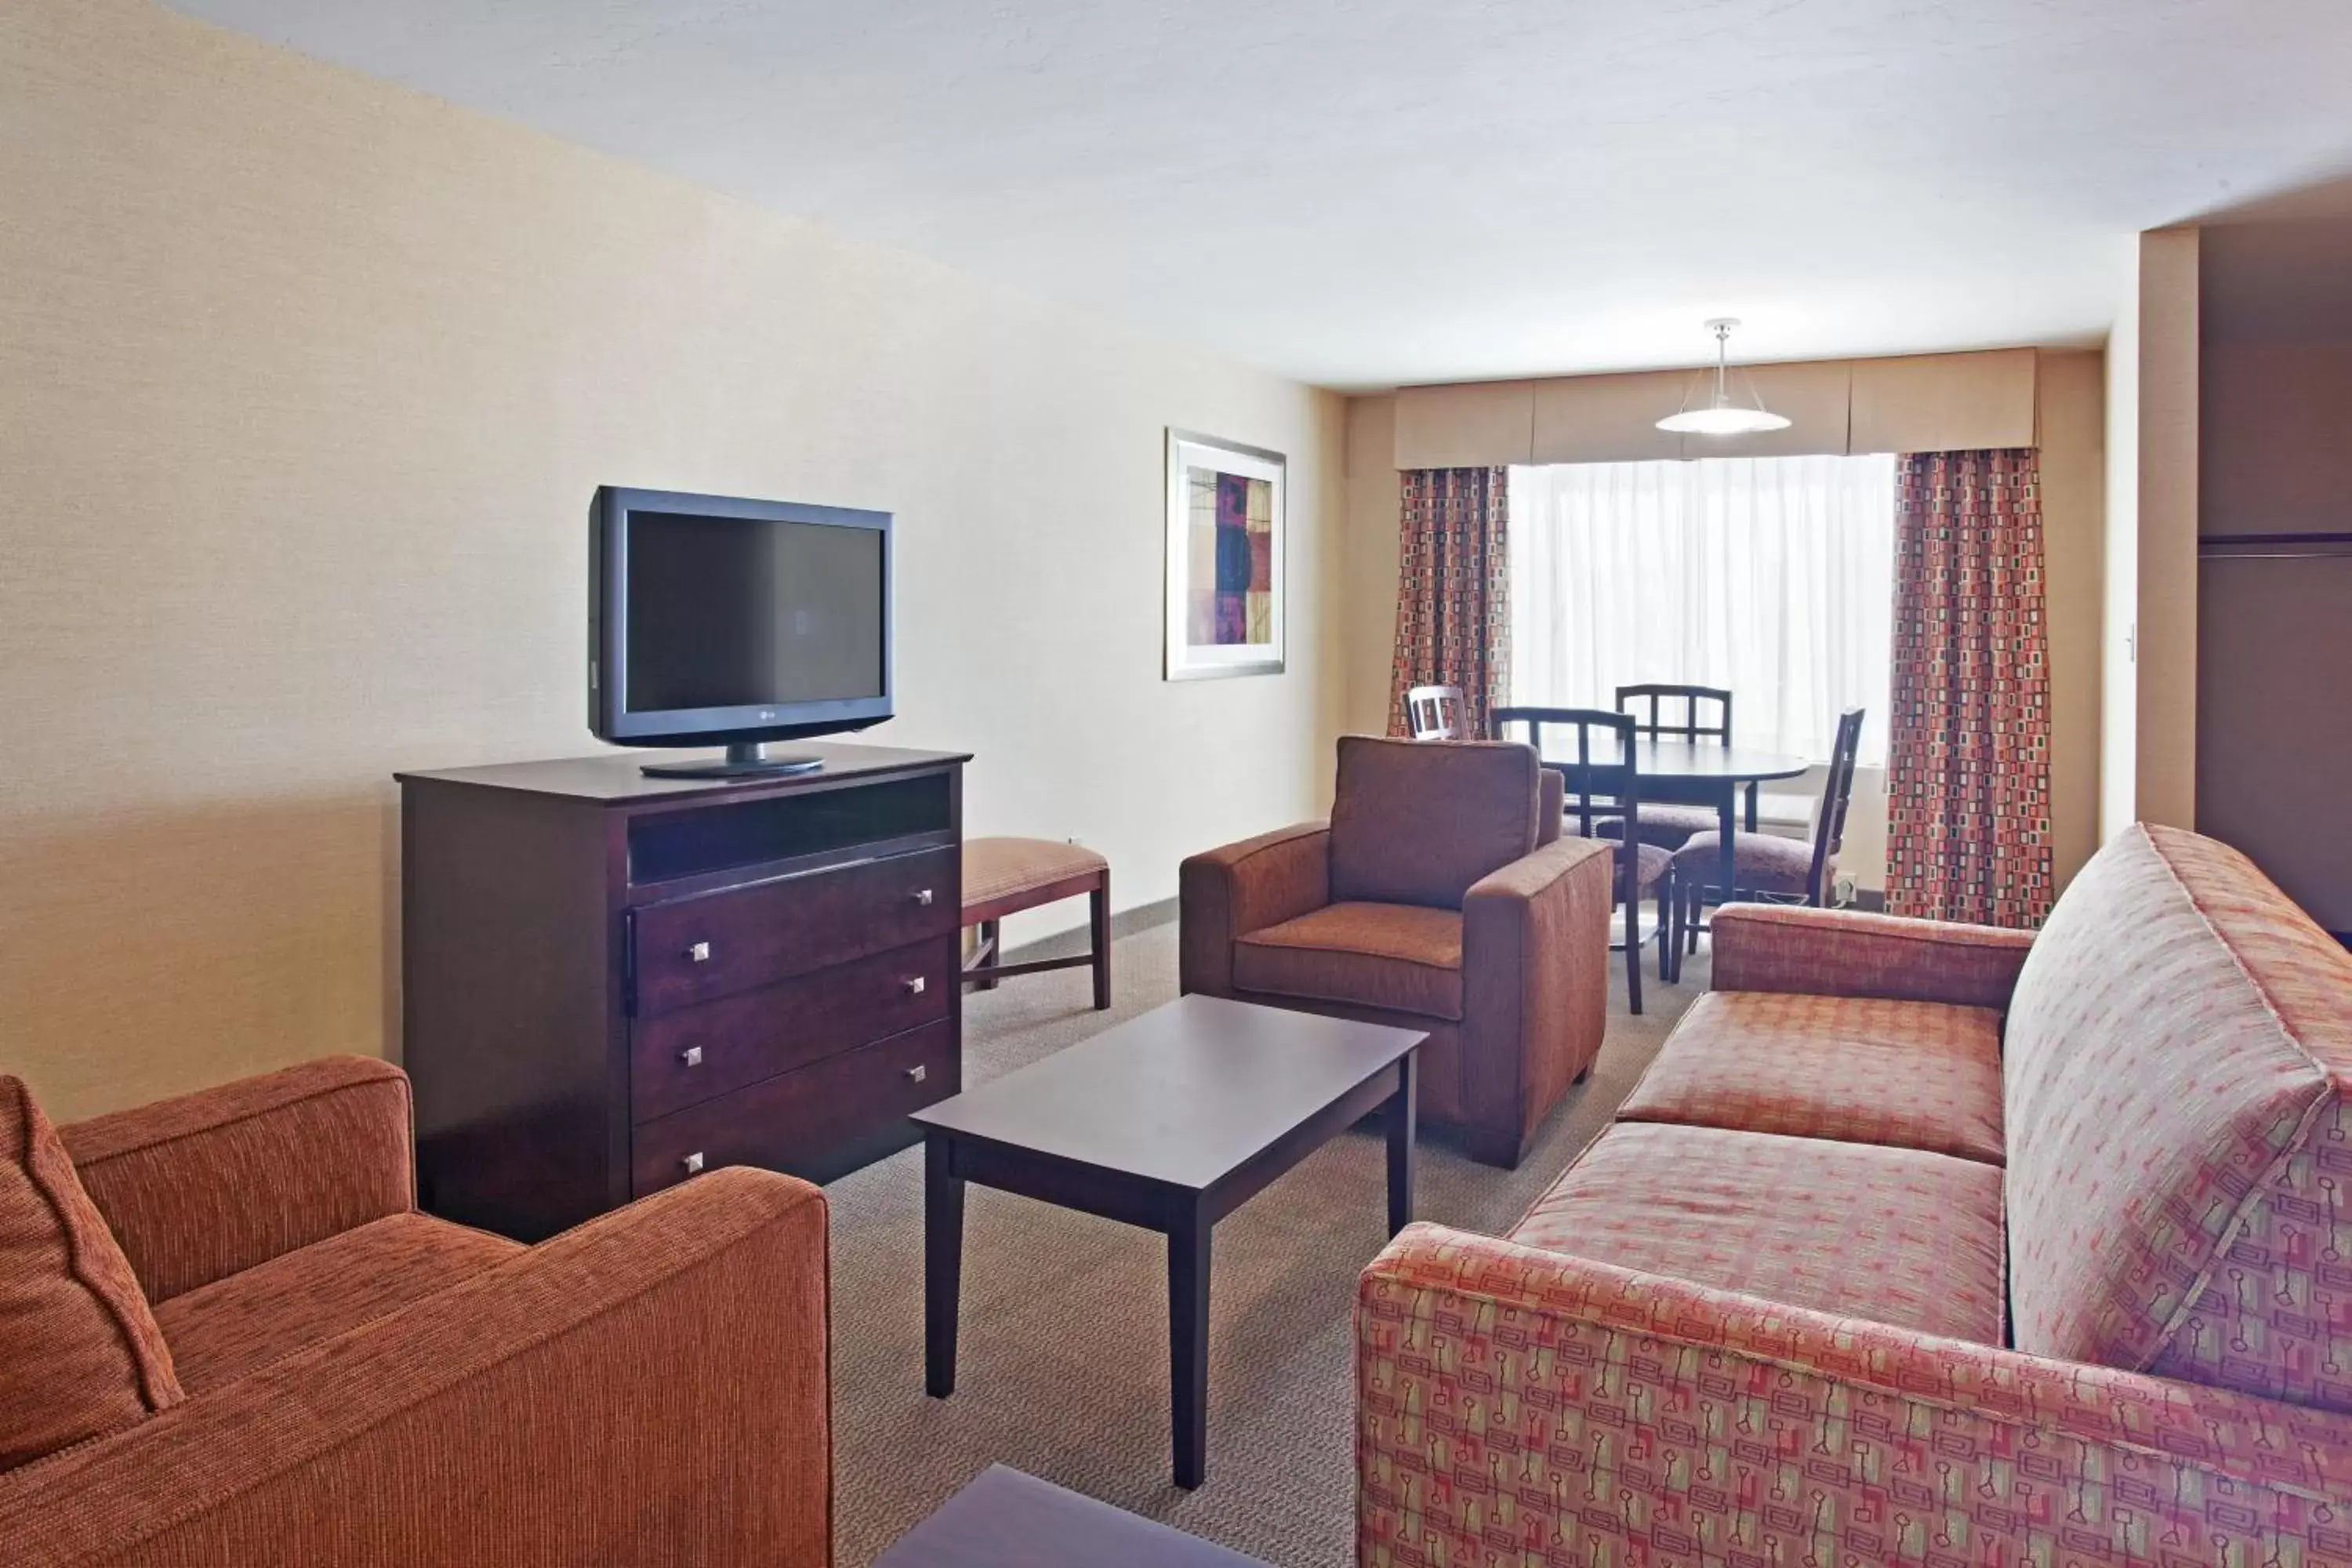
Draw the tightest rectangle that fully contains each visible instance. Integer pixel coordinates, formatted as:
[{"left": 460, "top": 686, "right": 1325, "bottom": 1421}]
[{"left": 1508, "top": 453, "right": 1894, "bottom": 765}]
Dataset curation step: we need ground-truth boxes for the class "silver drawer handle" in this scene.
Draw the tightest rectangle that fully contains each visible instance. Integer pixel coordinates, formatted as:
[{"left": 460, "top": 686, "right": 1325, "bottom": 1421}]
[
  {"left": 687, "top": 941, "right": 712, "bottom": 964},
  {"left": 912, "top": 888, "right": 935, "bottom": 907},
  {"left": 905, "top": 1064, "right": 927, "bottom": 1084},
  {"left": 681, "top": 1151, "right": 706, "bottom": 1175},
  {"left": 679, "top": 1045, "right": 703, "bottom": 1068},
  {"left": 903, "top": 976, "right": 927, "bottom": 996}
]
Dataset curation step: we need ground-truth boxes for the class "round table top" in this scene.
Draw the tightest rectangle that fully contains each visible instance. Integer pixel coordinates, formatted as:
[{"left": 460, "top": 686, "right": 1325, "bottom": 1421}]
[{"left": 1622, "top": 738, "right": 1812, "bottom": 783}]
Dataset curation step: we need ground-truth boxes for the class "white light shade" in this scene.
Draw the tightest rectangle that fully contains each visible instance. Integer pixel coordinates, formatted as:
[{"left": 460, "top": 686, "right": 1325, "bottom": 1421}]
[
  {"left": 1657, "top": 404, "right": 1793, "bottom": 435},
  {"left": 1656, "top": 318, "right": 1791, "bottom": 437}
]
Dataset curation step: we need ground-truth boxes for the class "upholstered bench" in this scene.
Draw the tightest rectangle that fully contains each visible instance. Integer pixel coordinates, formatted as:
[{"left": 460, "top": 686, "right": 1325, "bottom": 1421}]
[{"left": 961, "top": 837, "right": 1111, "bottom": 1010}]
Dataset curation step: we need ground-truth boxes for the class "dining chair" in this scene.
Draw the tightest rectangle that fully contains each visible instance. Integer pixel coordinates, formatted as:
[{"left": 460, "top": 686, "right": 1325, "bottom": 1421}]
[
  {"left": 1666, "top": 706, "right": 1864, "bottom": 982},
  {"left": 1403, "top": 684, "right": 1466, "bottom": 741},
  {"left": 1610, "top": 683, "right": 1746, "bottom": 847},
  {"left": 1490, "top": 706, "right": 1673, "bottom": 1014}
]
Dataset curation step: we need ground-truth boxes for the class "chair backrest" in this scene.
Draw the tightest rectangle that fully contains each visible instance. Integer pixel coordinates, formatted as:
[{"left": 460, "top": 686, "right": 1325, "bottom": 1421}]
[
  {"left": 1403, "top": 685, "right": 1465, "bottom": 742},
  {"left": 1804, "top": 707, "right": 1865, "bottom": 906},
  {"left": 1490, "top": 707, "right": 1639, "bottom": 859},
  {"left": 1328, "top": 735, "right": 1541, "bottom": 910},
  {"left": 1615, "top": 684, "right": 1732, "bottom": 746}
]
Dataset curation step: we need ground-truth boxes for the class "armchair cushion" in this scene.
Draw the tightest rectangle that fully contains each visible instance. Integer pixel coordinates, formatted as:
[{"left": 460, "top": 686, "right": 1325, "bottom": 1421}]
[
  {"left": 1233, "top": 902, "right": 1463, "bottom": 1020},
  {"left": 1615, "top": 990, "right": 2006, "bottom": 1164},
  {"left": 1328, "top": 736, "right": 1538, "bottom": 910},
  {"left": 1, "top": 1077, "right": 182, "bottom": 1469},
  {"left": 155, "top": 1213, "right": 522, "bottom": 1396},
  {"left": 1508, "top": 1123, "right": 2007, "bottom": 1344}
]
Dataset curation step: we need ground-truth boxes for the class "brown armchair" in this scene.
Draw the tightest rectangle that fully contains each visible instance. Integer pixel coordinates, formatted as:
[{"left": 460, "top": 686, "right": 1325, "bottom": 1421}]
[
  {"left": 1180, "top": 736, "right": 1616, "bottom": 1167},
  {"left": 2, "top": 1056, "right": 829, "bottom": 1567}
]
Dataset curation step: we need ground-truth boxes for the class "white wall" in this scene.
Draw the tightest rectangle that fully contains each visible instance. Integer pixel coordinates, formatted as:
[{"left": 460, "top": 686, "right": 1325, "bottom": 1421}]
[
  {"left": 2132, "top": 227, "right": 2201, "bottom": 829},
  {"left": 0, "top": 0, "right": 1346, "bottom": 1120}
]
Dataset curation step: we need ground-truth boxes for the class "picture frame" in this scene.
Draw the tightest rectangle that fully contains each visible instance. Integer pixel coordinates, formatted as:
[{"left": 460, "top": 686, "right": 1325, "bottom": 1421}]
[{"left": 1163, "top": 429, "right": 1286, "bottom": 681}]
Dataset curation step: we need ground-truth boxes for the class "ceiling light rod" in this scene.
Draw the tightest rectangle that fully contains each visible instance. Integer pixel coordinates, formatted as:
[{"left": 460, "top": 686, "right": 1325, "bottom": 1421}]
[{"left": 1656, "top": 318, "right": 1792, "bottom": 437}]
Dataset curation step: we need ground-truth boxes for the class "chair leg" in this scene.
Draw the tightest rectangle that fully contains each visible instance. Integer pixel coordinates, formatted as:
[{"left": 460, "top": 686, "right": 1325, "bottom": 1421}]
[
  {"left": 1622, "top": 881, "right": 1643, "bottom": 1017},
  {"left": 1087, "top": 876, "right": 1112, "bottom": 1011},
  {"left": 1657, "top": 878, "right": 1675, "bottom": 982}
]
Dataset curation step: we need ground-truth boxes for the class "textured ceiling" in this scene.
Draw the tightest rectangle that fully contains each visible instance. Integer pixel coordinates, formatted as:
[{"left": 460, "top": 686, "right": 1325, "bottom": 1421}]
[{"left": 167, "top": 0, "right": 2352, "bottom": 389}]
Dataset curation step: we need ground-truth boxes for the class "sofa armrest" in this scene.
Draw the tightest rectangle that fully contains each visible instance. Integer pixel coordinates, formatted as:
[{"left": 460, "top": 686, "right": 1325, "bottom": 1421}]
[
  {"left": 1357, "top": 1225, "right": 2350, "bottom": 1566},
  {"left": 2, "top": 1167, "right": 831, "bottom": 1568},
  {"left": 59, "top": 1056, "right": 414, "bottom": 1303},
  {"left": 1708, "top": 903, "right": 2036, "bottom": 1011},
  {"left": 1178, "top": 822, "right": 1331, "bottom": 996},
  {"left": 1459, "top": 837, "right": 1616, "bottom": 1152}
]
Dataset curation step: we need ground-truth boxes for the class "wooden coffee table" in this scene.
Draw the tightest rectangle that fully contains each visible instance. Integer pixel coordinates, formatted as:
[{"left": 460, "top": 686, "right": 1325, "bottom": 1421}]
[{"left": 911, "top": 994, "right": 1425, "bottom": 1489}]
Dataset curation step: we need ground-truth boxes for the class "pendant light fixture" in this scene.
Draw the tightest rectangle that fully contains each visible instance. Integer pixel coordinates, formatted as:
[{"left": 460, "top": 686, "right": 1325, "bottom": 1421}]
[{"left": 1656, "top": 318, "right": 1791, "bottom": 436}]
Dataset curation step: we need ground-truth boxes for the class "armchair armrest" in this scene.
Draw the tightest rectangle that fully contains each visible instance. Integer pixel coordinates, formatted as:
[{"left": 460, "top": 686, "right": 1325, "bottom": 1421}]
[
  {"left": 60, "top": 1056, "right": 413, "bottom": 1302},
  {"left": 1459, "top": 837, "right": 1616, "bottom": 1158},
  {"left": 1, "top": 1167, "right": 831, "bottom": 1568},
  {"left": 1178, "top": 821, "right": 1331, "bottom": 996},
  {"left": 1709, "top": 903, "right": 2036, "bottom": 1011},
  {"left": 1358, "top": 1225, "right": 2350, "bottom": 1566}
]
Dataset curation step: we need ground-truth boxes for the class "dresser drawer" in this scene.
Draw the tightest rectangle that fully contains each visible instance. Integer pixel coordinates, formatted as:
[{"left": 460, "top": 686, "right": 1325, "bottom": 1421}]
[
  {"left": 632, "top": 1018, "right": 958, "bottom": 1196},
  {"left": 633, "top": 846, "right": 957, "bottom": 1015},
  {"left": 630, "top": 935, "right": 954, "bottom": 1123}
]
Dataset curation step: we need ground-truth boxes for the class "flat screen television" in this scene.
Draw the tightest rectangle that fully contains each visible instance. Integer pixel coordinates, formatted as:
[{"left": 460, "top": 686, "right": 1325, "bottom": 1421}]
[{"left": 589, "top": 486, "right": 892, "bottom": 778}]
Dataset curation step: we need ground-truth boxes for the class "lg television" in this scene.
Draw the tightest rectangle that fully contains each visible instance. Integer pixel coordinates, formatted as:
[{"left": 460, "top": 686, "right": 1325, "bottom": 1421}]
[{"left": 589, "top": 486, "right": 891, "bottom": 778}]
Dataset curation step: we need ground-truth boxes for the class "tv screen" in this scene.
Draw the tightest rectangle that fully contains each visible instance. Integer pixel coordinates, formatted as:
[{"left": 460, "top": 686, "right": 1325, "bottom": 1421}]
[
  {"left": 590, "top": 488, "right": 893, "bottom": 774},
  {"left": 624, "top": 511, "right": 885, "bottom": 714}
]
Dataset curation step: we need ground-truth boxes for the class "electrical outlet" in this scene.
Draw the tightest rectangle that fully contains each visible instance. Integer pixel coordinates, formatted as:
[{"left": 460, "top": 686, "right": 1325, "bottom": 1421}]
[{"left": 1833, "top": 873, "right": 1857, "bottom": 907}]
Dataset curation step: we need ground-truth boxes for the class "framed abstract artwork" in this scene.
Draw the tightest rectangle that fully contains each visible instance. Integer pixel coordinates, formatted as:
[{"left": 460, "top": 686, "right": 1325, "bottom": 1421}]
[{"left": 1163, "top": 429, "right": 1286, "bottom": 681}]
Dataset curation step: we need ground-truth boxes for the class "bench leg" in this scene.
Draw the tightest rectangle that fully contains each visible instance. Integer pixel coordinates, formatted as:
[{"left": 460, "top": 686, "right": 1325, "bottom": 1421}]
[
  {"left": 977, "top": 920, "right": 1000, "bottom": 991},
  {"left": 1088, "top": 873, "right": 1112, "bottom": 1011}
]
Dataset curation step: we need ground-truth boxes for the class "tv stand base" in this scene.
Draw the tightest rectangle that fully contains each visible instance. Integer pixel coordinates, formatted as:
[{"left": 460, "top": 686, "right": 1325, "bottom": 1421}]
[{"left": 640, "top": 742, "right": 825, "bottom": 779}]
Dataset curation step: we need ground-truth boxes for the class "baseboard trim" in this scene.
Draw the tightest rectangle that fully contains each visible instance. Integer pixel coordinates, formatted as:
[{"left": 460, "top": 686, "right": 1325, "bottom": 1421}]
[{"left": 998, "top": 895, "right": 1178, "bottom": 966}]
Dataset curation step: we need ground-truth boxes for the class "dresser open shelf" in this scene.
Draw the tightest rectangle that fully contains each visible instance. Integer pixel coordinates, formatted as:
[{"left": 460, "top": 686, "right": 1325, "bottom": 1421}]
[{"left": 397, "top": 742, "right": 970, "bottom": 1241}]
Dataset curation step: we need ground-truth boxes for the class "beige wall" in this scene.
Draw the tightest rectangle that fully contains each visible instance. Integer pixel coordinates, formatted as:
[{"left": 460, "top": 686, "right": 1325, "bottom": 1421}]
[
  {"left": 1341, "top": 396, "right": 1403, "bottom": 737},
  {"left": 1339, "top": 347, "right": 2108, "bottom": 896},
  {"left": 0, "top": 0, "right": 1347, "bottom": 1121},
  {"left": 2101, "top": 241, "right": 2142, "bottom": 840},
  {"left": 2034, "top": 350, "right": 2107, "bottom": 894},
  {"left": 2132, "top": 227, "right": 2201, "bottom": 829}
]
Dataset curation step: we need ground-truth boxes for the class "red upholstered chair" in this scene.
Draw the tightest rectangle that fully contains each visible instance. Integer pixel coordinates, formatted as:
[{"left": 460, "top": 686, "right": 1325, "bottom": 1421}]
[
  {"left": 1178, "top": 735, "right": 1617, "bottom": 1168},
  {"left": 0, "top": 1058, "right": 831, "bottom": 1567}
]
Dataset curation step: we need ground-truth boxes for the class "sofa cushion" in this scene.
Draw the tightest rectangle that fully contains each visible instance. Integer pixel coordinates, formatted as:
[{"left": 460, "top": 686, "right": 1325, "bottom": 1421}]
[
  {"left": 0, "top": 1077, "right": 183, "bottom": 1469},
  {"left": 2005, "top": 824, "right": 2352, "bottom": 1413},
  {"left": 155, "top": 1211, "right": 523, "bottom": 1396},
  {"left": 1329, "top": 736, "right": 1537, "bottom": 910},
  {"left": 1509, "top": 1122, "right": 2006, "bottom": 1344},
  {"left": 1616, "top": 990, "right": 2005, "bottom": 1164},
  {"left": 1233, "top": 902, "right": 1463, "bottom": 1021}
]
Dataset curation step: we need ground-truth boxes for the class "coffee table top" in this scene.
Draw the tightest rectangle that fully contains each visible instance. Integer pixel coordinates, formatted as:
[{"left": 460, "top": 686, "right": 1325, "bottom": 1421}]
[{"left": 911, "top": 995, "right": 1422, "bottom": 1193}]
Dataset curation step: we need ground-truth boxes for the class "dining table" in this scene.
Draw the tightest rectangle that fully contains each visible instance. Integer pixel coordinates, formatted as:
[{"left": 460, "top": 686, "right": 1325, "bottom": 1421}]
[{"left": 1574, "top": 738, "right": 1813, "bottom": 932}]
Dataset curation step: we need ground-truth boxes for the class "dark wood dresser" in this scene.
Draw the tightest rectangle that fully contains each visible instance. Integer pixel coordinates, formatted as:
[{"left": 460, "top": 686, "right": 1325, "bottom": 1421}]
[{"left": 397, "top": 742, "right": 970, "bottom": 1240}]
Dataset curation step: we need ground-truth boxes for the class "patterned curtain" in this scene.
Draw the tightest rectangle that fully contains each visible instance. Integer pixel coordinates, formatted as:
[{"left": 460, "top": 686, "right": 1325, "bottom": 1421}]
[
  {"left": 1387, "top": 467, "right": 1509, "bottom": 738},
  {"left": 1886, "top": 448, "right": 2055, "bottom": 927}
]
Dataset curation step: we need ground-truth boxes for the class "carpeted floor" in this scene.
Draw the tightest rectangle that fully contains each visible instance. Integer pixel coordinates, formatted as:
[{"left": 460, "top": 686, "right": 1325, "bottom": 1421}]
[{"left": 828, "top": 920, "right": 1710, "bottom": 1567}]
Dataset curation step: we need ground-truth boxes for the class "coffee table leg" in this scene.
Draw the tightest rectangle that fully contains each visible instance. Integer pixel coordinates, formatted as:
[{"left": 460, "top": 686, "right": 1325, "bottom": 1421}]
[
  {"left": 1386, "top": 1051, "right": 1417, "bottom": 1236},
  {"left": 1168, "top": 1212, "right": 1210, "bottom": 1489},
  {"left": 924, "top": 1131, "right": 963, "bottom": 1399}
]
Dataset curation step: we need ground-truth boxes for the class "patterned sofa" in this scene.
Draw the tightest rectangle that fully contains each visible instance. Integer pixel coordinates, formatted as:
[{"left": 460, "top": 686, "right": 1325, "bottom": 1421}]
[{"left": 1357, "top": 823, "right": 2352, "bottom": 1565}]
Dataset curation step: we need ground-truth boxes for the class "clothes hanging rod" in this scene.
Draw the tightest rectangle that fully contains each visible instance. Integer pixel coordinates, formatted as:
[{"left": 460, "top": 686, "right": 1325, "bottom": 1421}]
[{"left": 2197, "top": 531, "right": 2352, "bottom": 561}]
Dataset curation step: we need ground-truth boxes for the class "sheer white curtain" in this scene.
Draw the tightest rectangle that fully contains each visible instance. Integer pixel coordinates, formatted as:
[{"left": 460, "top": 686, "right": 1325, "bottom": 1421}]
[{"left": 1508, "top": 453, "right": 1895, "bottom": 764}]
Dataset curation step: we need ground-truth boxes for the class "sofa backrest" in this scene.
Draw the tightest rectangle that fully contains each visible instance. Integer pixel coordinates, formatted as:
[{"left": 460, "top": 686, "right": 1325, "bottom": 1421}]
[
  {"left": 2005, "top": 824, "right": 2352, "bottom": 1414},
  {"left": 1328, "top": 736, "right": 1540, "bottom": 910}
]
